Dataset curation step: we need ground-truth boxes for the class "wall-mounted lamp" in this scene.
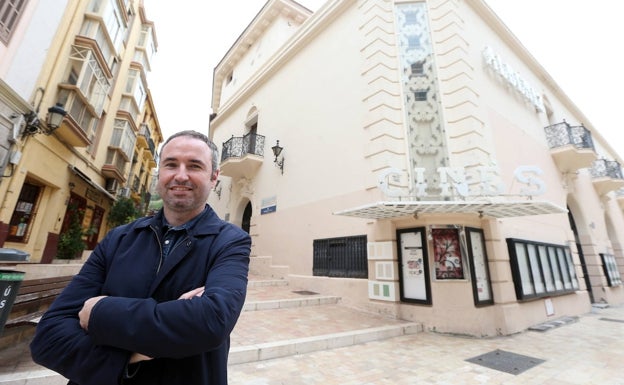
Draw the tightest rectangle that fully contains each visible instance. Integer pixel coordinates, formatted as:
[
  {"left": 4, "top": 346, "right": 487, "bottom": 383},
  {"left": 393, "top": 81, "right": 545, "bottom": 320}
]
[
  {"left": 271, "top": 140, "right": 284, "bottom": 174},
  {"left": 21, "top": 88, "right": 67, "bottom": 138},
  {"left": 68, "top": 182, "right": 76, "bottom": 190},
  {"left": 213, "top": 180, "right": 222, "bottom": 200}
]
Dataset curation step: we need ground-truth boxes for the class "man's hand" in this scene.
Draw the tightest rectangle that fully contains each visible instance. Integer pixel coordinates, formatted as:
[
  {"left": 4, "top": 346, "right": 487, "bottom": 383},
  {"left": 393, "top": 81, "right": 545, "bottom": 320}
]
[
  {"left": 78, "top": 296, "right": 107, "bottom": 331},
  {"left": 123, "top": 288, "right": 203, "bottom": 363},
  {"left": 178, "top": 287, "right": 204, "bottom": 300},
  {"left": 129, "top": 352, "right": 152, "bottom": 364}
]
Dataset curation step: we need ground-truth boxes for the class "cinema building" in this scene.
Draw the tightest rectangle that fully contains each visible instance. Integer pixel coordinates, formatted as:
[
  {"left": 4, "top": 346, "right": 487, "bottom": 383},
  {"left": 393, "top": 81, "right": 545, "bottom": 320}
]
[{"left": 207, "top": 0, "right": 624, "bottom": 336}]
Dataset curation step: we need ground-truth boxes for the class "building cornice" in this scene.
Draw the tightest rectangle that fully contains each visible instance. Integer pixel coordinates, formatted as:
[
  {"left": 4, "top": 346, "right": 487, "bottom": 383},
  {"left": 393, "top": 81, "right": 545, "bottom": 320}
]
[
  {"left": 212, "top": 0, "right": 355, "bottom": 124},
  {"left": 0, "top": 78, "right": 32, "bottom": 112},
  {"left": 468, "top": 0, "right": 622, "bottom": 163}
]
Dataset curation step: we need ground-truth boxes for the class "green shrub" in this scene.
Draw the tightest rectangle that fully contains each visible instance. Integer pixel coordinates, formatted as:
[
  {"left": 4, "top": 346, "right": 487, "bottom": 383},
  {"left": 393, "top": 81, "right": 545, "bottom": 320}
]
[{"left": 107, "top": 197, "right": 139, "bottom": 229}]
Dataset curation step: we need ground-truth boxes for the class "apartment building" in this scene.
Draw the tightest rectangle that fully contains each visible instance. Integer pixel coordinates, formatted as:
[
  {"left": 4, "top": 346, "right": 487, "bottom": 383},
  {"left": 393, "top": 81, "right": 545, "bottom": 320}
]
[
  {"left": 208, "top": 0, "right": 624, "bottom": 336},
  {"left": 0, "top": 0, "right": 162, "bottom": 263}
]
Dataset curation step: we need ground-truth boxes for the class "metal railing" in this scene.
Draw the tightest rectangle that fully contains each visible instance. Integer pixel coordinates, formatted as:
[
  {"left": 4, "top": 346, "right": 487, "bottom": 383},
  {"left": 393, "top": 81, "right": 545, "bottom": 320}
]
[
  {"left": 139, "top": 123, "right": 156, "bottom": 156},
  {"left": 590, "top": 159, "right": 624, "bottom": 179},
  {"left": 313, "top": 235, "right": 368, "bottom": 279},
  {"left": 544, "top": 121, "right": 594, "bottom": 150},
  {"left": 221, "top": 133, "right": 265, "bottom": 162}
]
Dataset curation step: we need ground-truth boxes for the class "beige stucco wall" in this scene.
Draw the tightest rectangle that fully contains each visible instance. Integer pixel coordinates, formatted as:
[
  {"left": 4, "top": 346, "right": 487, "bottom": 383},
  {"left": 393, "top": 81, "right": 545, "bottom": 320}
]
[{"left": 209, "top": 0, "right": 623, "bottom": 336}]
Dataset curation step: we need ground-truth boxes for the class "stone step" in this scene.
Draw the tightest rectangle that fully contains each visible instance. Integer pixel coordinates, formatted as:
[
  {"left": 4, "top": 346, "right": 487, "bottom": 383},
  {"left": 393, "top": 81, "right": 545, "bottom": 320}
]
[
  {"left": 0, "top": 368, "right": 65, "bottom": 385},
  {"left": 230, "top": 301, "right": 422, "bottom": 365},
  {"left": 229, "top": 322, "right": 421, "bottom": 365},
  {"left": 0, "top": 278, "right": 422, "bottom": 384},
  {"left": 243, "top": 295, "right": 341, "bottom": 311},
  {"left": 247, "top": 278, "right": 289, "bottom": 288}
]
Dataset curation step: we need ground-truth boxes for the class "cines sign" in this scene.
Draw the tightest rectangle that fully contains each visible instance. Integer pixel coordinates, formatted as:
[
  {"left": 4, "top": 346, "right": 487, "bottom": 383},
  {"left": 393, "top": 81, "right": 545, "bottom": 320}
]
[
  {"left": 378, "top": 166, "right": 546, "bottom": 198},
  {"left": 483, "top": 46, "right": 545, "bottom": 113}
]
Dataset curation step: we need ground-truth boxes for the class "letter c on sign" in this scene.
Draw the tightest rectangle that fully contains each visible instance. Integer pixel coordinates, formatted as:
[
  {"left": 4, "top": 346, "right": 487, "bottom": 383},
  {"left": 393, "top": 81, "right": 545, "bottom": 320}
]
[{"left": 378, "top": 168, "right": 403, "bottom": 197}]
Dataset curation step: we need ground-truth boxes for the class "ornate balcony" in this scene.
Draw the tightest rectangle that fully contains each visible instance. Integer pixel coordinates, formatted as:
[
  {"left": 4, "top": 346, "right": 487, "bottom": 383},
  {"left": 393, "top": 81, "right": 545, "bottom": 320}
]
[
  {"left": 55, "top": 86, "right": 97, "bottom": 147},
  {"left": 137, "top": 123, "right": 156, "bottom": 167},
  {"left": 590, "top": 159, "right": 624, "bottom": 195},
  {"left": 220, "top": 133, "right": 265, "bottom": 179},
  {"left": 544, "top": 121, "right": 596, "bottom": 172},
  {"left": 102, "top": 148, "right": 128, "bottom": 181}
]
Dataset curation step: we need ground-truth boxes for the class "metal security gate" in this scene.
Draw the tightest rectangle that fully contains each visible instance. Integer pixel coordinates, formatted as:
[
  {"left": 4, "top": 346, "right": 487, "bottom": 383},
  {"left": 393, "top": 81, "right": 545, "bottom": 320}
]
[{"left": 313, "top": 235, "right": 368, "bottom": 278}]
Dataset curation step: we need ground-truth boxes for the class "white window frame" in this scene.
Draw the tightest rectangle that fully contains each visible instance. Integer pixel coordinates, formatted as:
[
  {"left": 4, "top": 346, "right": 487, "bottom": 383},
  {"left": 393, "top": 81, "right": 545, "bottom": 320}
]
[{"left": 0, "top": 0, "right": 28, "bottom": 44}]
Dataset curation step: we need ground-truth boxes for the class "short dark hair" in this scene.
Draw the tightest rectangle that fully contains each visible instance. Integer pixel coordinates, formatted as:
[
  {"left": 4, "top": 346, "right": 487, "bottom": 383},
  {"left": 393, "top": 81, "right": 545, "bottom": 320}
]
[{"left": 160, "top": 130, "right": 219, "bottom": 177}]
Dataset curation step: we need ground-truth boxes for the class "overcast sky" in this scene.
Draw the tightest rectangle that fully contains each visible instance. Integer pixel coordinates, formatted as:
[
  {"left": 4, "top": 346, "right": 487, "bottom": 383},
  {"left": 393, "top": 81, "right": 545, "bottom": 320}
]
[{"left": 144, "top": 1, "right": 623, "bottom": 157}]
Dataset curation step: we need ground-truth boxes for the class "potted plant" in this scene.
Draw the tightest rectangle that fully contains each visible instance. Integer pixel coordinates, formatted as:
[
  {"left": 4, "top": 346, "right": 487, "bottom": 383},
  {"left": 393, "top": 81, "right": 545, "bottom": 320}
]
[{"left": 56, "top": 205, "right": 86, "bottom": 260}]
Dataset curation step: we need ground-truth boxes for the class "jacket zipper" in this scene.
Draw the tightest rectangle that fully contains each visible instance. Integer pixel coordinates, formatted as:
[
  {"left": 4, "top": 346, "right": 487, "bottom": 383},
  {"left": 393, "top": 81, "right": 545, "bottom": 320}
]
[
  {"left": 152, "top": 225, "right": 191, "bottom": 274},
  {"left": 151, "top": 225, "right": 165, "bottom": 274}
]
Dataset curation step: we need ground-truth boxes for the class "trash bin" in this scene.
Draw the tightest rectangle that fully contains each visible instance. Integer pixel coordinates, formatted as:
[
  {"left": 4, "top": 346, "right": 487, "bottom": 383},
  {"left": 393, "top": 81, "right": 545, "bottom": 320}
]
[
  {"left": 0, "top": 248, "right": 30, "bottom": 262},
  {"left": 0, "top": 270, "right": 25, "bottom": 335}
]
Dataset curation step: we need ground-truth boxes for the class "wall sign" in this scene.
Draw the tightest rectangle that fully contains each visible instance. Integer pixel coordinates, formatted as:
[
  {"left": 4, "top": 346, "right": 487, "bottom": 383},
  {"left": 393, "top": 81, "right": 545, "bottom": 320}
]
[
  {"left": 483, "top": 45, "right": 545, "bottom": 113},
  {"left": 465, "top": 227, "right": 494, "bottom": 306},
  {"left": 397, "top": 228, "right": 431, "bottom": 304},
  {"left": 378, "top": 165, "right": 546, "bottom": 198},
  {"left": 432, "top": 228, "right": 464, "bottom": 279},
  {"left": 261, "top": 196, "right": 277, "bottom": 215}
]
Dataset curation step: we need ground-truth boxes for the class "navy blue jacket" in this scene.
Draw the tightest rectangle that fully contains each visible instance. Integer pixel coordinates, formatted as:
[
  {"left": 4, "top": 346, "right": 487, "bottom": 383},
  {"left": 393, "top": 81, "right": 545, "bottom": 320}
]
[{"left": 30, "top": 206, "right": 250, "bottom": 385}]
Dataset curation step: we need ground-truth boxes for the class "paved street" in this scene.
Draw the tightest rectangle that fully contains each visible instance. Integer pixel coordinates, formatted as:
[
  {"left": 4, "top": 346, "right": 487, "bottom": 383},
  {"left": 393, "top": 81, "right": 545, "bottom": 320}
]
[
  {"left": 228, "top": 304, "right": 624, "bottom": 385},
  {"left": 1, "top": 277, "right": 623, "bottom": 385}
]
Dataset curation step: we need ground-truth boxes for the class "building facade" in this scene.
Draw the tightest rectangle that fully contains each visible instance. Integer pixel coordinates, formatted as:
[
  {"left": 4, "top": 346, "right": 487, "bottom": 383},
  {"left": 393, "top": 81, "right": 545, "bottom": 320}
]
[
  {"left": 0, "top": 0, "right": 162, "bottom": 263},
  {"left": 208, "top": 0, "right": 624, "bottom": 337}
]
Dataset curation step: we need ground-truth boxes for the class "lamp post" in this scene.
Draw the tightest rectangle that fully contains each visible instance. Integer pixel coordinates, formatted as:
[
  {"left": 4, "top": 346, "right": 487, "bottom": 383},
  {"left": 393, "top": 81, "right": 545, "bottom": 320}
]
[
  {"left": 272, "top": 140, "right": 284, "bottom": 174},
  {"left": 21, "top": 87, "right": 67, "bottom": 138},
  {"left": 45, "top": 103, "right": 67, "bottom": 132}
]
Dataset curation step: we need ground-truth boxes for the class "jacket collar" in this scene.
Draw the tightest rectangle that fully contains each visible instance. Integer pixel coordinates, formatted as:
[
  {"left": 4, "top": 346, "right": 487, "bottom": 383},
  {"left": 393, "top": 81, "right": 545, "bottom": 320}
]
[{"left": 138, "top": 205, "right": 223, "bottom": 235}]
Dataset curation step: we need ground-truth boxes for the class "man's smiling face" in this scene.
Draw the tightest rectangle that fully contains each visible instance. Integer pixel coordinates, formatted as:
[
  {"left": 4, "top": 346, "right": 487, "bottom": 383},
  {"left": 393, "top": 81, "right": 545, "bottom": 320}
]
[{"left": 156, "top": 135, "right": 218, "bottom": 222}]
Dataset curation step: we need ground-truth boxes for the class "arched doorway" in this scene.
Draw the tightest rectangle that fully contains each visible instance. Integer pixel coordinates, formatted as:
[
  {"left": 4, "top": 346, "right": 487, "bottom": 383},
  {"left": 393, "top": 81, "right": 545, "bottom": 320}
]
[
  {"left": 568, "top": 206, "right": 593, "bottom": 303},
  {"left": 242, "top": 202, "right": 252, "bottom": 234}
]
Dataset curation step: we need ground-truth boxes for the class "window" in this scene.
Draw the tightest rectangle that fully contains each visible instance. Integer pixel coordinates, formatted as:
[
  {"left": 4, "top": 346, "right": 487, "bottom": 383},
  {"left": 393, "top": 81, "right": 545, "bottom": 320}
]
[
  {"left": 112, "top": 119, "right": 137, "bottom": 160},
  {"left": 103, "top": 4, "right": 123, "bottom": 51},
  {"left": 410, "top": 61, "right": 424, "bottom": 76},
  {"left": 414, "top": 90, "right": 427, "bottom": 101},
  {"left": 134, "top": 79, "right": 146, "bottom": 111},
  {"left": 407, "top": 35, "right": 420, "bottom": 50},
  {"left": 125, "top": 69, "right": 146, "bottom": 111},
  {"left": 138, "top": 25, "right": 156, "bottom": 64},
  {"left": 7, "top": 182, "right": 41, "bottom": 243},
  {"left": 601, "top": 253, "right": 622, "bottom": 287},
  {"left": 66, "top": 45, "right": 111, "bottom": 115},
  {"left": 0, "top": 0, "right": 27, "bottom": 44},
  {"left": 507, "top": 238, "right": 579, "bottom": 301},
  {"left": 313, "top": 235, "right": 368, "bottom": 278}
]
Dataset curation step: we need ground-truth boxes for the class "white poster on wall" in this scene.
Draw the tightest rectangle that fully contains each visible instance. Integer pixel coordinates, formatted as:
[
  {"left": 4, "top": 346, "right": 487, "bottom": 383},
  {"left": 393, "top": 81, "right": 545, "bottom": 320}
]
[{"left": 399, "top": 230, "right": 429, "bottom": 303}]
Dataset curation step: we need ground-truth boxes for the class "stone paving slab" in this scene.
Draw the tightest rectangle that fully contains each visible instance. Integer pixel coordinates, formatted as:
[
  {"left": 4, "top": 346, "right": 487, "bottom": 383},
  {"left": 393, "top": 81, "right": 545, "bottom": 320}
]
[
  {"left": 245, "top": 279, "right": 320, "bottom": 302},
  {"left": 228, "top": 305, "right": 624, "bottom": 385},
  {"left": 2, "top": 275, "right": 623, "bottom": 385},
  {"left": 2, "top": 305, "right": 623, "bottom": 385},
  {"left": 232, "top": 304, "right": 414, "bottom": 347}
]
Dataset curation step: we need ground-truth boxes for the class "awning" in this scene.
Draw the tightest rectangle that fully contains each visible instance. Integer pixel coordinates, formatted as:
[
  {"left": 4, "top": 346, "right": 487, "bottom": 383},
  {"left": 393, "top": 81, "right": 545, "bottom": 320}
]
[
  {"left": 333, "top": 199, "right": 567, "bottom": 220},
  {"left": 68, "top": 165, "right": 116, "bottom": 201}
]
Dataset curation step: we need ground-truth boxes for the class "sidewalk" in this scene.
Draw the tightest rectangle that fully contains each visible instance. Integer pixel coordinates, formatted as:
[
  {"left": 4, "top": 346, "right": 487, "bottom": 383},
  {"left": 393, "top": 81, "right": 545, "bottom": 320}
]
[
  {"left": 1, "top": 278, "right": 623, "bottom": 385},
  {"left": 227, "top": 304, "right": 624, "bottom": 385}
]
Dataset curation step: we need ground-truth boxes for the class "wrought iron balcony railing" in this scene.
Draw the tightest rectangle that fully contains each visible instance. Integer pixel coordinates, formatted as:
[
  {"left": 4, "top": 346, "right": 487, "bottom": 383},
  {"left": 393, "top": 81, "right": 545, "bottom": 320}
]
[
  {"left": 138, "top": 123, "right": 156, "bottom": 156},
  {"left": 544, "top": 121, "right": 594, "bottom": 150},
  {"left": 590, "top": 159, "right": 624, "bottom": 180},
  {"left": 221, "top": 133, "right": 266, "bottom": 162}
]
